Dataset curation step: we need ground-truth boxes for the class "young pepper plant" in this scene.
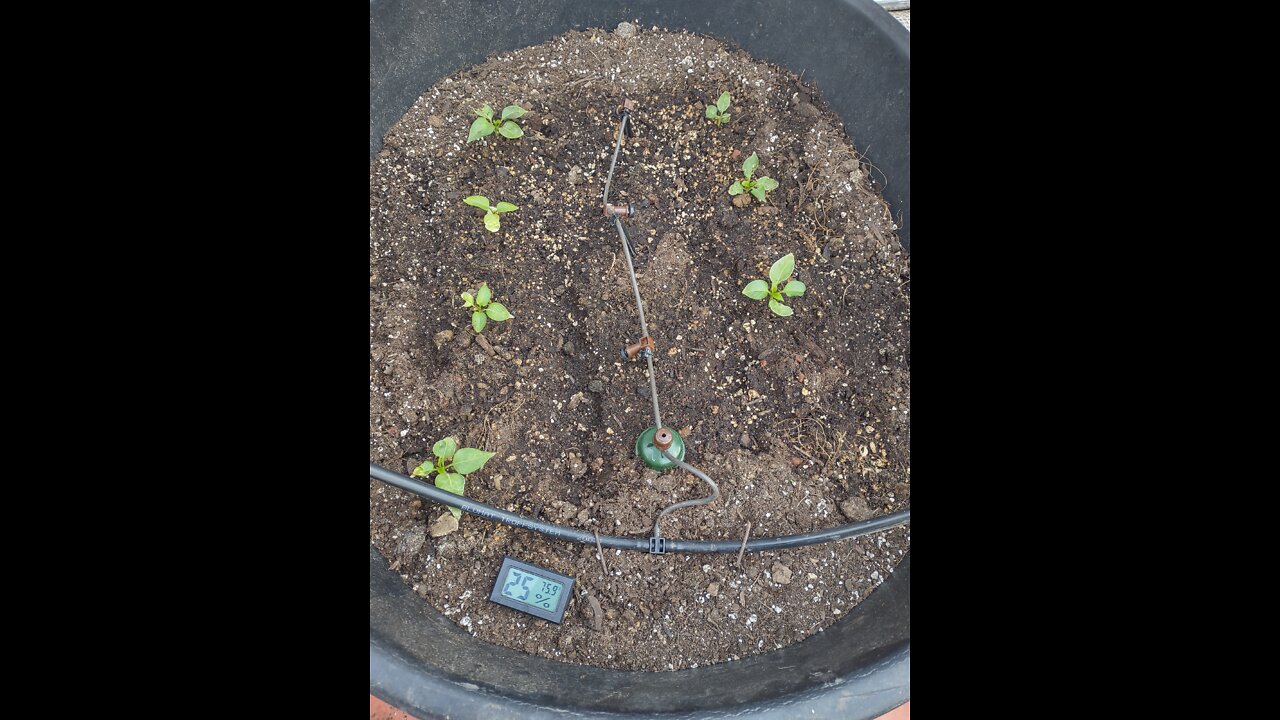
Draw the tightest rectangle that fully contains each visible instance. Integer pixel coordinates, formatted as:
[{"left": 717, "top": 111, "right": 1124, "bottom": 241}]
[
  {"left": 461, "top": 282, "right": 512, "bottom": 333},
  {"left": 467, "top": 103, "right": 525, "bottom": 142},
  {"left": 742, "top": 253, "right": 806, "bottom": 317},
  {"left": 705, "top": 91, "right": 731, "bottom": 126},
  {"left": 728, "top": 152, "right": 779, "bottom": 203},
  {"left": 411, "top": 437, "right": 496, "bottom": 519},
  {"left": 463, "top": 196, "right": 518, "bottom": 232}
]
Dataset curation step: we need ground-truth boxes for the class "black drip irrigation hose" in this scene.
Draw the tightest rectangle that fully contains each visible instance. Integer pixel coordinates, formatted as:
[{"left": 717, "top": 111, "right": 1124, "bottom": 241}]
[{"left": 371, "top": 462, "right": 910, "bottom": 553}]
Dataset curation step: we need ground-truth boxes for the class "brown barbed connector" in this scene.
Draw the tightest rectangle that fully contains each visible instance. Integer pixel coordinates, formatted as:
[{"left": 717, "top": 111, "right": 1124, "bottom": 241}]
[
  {"left": 604, "top": 202, "right": 635, "bottom": 218},
  {"left": 622, "top": 335, "right": 655, "bottom": 360},
  {"left": 617, "top": 99, "right": 637, "bottom": 137},
  {"left": 654, "top": 428, "right": 674, "bottom": 451}
]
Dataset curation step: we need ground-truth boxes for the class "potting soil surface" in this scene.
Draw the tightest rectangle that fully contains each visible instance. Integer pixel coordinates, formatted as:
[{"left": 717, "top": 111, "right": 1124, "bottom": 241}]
[{"left": 370, "top": 25, "right": 910, "bottom": 671}]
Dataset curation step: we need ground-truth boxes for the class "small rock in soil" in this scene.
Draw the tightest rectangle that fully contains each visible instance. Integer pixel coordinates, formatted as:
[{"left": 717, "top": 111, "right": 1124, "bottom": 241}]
[
  {"left": 562, "top": 339, "right": 575, "bottom": 356},
  {"left": 839, "top": 497, "right": 873, "bottom": 521},
  {"left": 732, "top": 193, "right": 752, "bottom": 208},
  {"left": 552, "top": 500, "right": 579, "bottom": 522},
  {"left": 796, "top": 101, "right": 820, "bottom": 118},
  {"left": 739, "top": 432, "right": 753, "bottom": 448},
  {"left": 588, "top": 379, "right": 604, "bottom": 393},
  {"left": 568, "top": 391, "right": 586, "bottom": 410},
  {"left": 568, "top": 454, "right": 587, "bottom": 480},
  {"left": 772, "top": 562, "right": 792, "bottom": 585},
  {"left": 398, "top": 526, "right": 426, "bottom": 556},
  {"left": 429, "top": 513, "right": 459, "bottom": 537},
  {"left": 433, "top": 329, "right": 454, "bottom": 350},
  {"left": 567, "top": 165, "right": 584, "bottom": 185},
  {"left": 427, "top": 115, "right": 445, "bottom": 127},
  {"left": 615, "top": 21, "right": 637, "bottom": 38},
  {"left": 708, "top": 582, "right": 719, "bottom": 597}
]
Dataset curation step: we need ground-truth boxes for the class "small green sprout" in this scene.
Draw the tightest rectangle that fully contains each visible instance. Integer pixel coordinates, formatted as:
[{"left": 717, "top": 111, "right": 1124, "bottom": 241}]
[
  {"left": 705, "top": 91, "right": 731, "bottom": 126},
  {"left": 411, "top": 436, "right": 496, "bottom": 519},
  {"left": 467, "top": 103, "right": 526, "bottom": 142},
  {"left": 463, "top": 195, "right": 518, "bottom": 232},
  {"left": 728, "top": 152, "right": 780, "bottom": 204},
  {"left": 742, "top": 253, "right": 806, "bottom": 317},
  {"left": 461, "top": 282, "right": 512, "bottom": 334}
]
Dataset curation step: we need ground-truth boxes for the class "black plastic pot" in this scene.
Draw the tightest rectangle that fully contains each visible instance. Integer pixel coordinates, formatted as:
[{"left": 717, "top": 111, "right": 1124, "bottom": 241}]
[{"left": 370, "top": 1, "right": 910, "bottom": 717}]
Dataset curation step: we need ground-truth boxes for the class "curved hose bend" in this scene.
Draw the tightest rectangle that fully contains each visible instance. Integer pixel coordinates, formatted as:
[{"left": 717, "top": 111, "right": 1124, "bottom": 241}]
[{"left": 652, "top": 449, "right": 720, "bottom": 540}]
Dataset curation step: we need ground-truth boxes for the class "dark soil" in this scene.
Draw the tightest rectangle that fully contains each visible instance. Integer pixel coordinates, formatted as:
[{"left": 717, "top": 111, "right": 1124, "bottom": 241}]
[{"left": 370, "top": 25, "right": 910, "bottom": 672}]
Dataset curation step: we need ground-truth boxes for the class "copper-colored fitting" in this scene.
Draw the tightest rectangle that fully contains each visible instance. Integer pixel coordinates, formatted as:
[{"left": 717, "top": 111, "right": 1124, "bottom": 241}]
[
  {"left": 654, "top": 428, "right": 674, "bottom": 451},
  {"left": 604, "top": 202, "right": 634, "bottom": 218},
  {"left": 619, "top": 99, "right": 637, "bottom": 113},
  {"left": 624, "top": 336, "right": 655, "bottom": 359}
]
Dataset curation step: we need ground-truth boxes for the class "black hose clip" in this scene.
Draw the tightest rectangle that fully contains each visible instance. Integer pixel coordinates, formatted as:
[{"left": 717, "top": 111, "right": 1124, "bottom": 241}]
[{"left": 648, "top": 537, "right": 666, "bottom": 554}]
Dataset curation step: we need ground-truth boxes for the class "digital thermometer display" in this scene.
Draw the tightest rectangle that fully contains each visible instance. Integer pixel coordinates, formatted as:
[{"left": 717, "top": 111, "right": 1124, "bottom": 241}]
[{"left": 488, "top": 556, "right": 574, "bottom": 623}]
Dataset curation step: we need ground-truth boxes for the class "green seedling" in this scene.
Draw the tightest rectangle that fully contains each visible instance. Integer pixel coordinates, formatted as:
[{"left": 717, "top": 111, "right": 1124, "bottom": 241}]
[
  {"left": 742, "top": 253, "right": 806, "bottom": 317},
  {"left": 411, "top": 437, "right": 496, "bottom": 519},
  {"left": 461, "top": 282, "right": 512, "bottom": 334},
  {"left": 706, "top": 91, "right": 731, "bottom": 126},
  {"left": 463, "top": 195, "right": 518, "bottom": 233},
  {"left": 728, "top": 152, "right": 779, "bottom": 203},
  {"left": 467, "top": 103, "right": 526, "bottom": 142}
]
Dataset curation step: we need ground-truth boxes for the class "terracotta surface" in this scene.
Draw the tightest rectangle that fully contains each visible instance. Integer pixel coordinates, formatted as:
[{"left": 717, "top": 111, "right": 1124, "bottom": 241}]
[
  {"left": 370, "top": 695, "right": 909, "bottom": 719},
  {"left": 370, "top": 695, "right": 417, "bottom": 720},
  {"left": 881, "top": 702, "right": 911, "bottom": 719}
]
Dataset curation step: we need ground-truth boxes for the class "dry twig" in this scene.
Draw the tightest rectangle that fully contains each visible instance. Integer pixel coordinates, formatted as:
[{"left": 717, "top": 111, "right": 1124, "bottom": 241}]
[{"left": 736, "top": 522, "right": 752, "bottom": 568}]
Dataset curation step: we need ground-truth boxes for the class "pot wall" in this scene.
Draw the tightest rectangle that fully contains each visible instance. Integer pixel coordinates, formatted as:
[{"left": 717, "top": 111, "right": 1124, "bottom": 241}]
[{"left": 370, "top": 2, "right": 910, "bottom": 717}]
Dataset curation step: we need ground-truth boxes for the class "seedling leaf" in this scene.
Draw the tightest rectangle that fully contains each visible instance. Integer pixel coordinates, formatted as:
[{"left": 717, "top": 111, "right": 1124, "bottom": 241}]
[{"left": 742, "top": 279, "right": 769, "bottom": 300}]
